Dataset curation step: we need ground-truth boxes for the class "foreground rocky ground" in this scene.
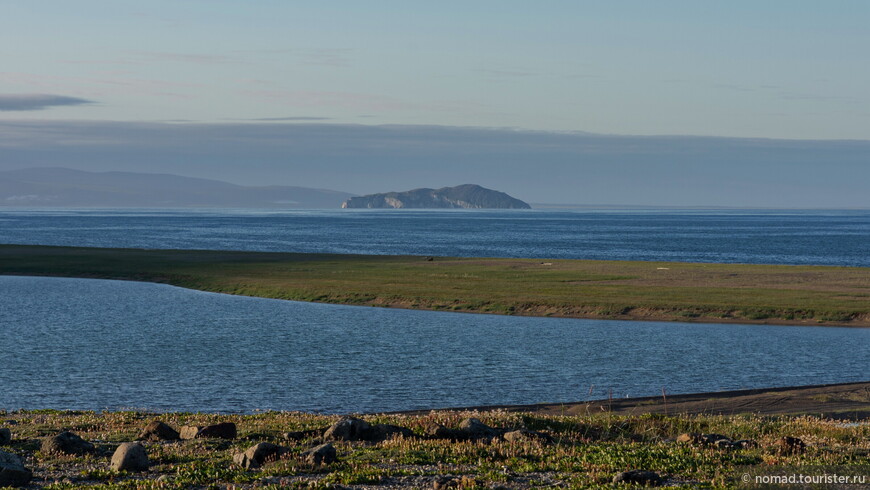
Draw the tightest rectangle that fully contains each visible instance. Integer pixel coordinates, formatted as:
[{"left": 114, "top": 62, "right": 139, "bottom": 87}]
[{"left": 1, "top": 404, "right": 868, "bottom": 489}]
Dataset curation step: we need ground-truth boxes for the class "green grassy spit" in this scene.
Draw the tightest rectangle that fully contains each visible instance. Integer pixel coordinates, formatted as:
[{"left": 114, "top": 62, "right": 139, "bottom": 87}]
[
  {"left": 2, "top": 244, "right": 870, "bottom": 327},
  {"left": 2, "top": 409, "right": 868, "bottom": 488}
]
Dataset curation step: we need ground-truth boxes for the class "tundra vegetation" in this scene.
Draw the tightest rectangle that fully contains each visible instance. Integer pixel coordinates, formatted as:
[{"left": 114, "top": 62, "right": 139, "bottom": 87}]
[
  {"left": 1, "top": 245, "right": 869, "bottom": 327},
  {"left": 2, "top": 408, "right": 869, "bottom": 488}
]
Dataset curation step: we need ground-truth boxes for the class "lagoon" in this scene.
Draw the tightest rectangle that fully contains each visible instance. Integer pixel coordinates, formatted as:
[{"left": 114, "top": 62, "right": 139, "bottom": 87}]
[{"left": 3, "top": 275, "right": 868, "bottom": 413}]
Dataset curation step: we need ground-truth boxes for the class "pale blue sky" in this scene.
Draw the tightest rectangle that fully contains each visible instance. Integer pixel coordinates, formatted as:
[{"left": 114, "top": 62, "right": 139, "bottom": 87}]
[
  {"left": 3, "top": 1, "right": 868, "bottom": 138},
  {"left": 1, "top": 2, "right": 869, "bottom": 206}
]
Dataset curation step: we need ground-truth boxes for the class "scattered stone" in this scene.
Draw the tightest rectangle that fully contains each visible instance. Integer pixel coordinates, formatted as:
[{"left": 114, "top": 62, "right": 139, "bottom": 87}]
[
  {"left": 366, "top": 424, "right": 415, "bottom": 442},
  {"left": 283, "top": 428, "right": 324, "bottom": 441},
  {"left": 137, "top": 421, "right": 180, "bottom": 441},
  {"left": 0, "top": 428, "right": 10, "bottom": 446},
  {"left": 613, "top": 469, "right": 663, "bottom": 486},
  {"left": 42, "top": 431, "right": 96, "bottom": 455},
  {"left": 733, "top": 439, "right": 758, "bottom": 449},
  {"left": 179, "top": 426, "right": 202, "bottom": 440},
  {"left": 676, "top": 432, "right": 733, "bottom": 446},
  {"left": 323, "top": 417, "right": 371, "bottom": 441},
  {"left": 502, "top": 429, "right": 553, "bottom": 444},
  {"left": 427, "top": 418, "right": 511, "bottom": 442},
  {"left": 676, "top": 432, "right": 700, "bottom": 444},
  {"left": 425, "top": 422, "right": 463, "bottom": 440},
  {"left": 233, "top": 442, "right": 286, "bottom": 469},
  {"left": 458, "top": 418, "right": 499, "bottom": 438},
  {"left": 198, "top": 422, "right": 237, "bottom": 439},
  {"left": 301, "top": 443, "right": 337, "bottom": 465},
  {"left": 701, "top": 434, "right": 730, "bottom": 445},
  {"left": 110, "top": 442, "right": 150, "bottom": 472},
  {"left": 0, "top": 450, "right": 32, "bottom": 487},
  {"left": 320, "top": 416, "right": 413, "bottom": 442},
  {"left": 774, "top": 436, "right": 806, "bottom": 454},
  {"left": 714, "top": 439, "right": 735, "bottom": 449},
  {"left": 432, "top": 475, "right": 459, "bottom": 489},
  {"left": 179, "top": 423, "right": 236, "bottom": 440}
]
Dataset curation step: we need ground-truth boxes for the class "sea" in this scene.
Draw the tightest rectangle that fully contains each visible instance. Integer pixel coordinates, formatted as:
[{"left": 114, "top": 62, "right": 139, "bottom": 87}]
[{"left": 1, "top": 208, "right": 868, "bottom": 413}]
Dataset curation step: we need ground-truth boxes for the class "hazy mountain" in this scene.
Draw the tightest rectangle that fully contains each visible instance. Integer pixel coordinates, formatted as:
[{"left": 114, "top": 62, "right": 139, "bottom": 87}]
[
  {"left": 341, "top": 184, "right": 531, "bottom": 209},
  {"left": 0, "top": 167, "right": 354, "bottom": 208}
]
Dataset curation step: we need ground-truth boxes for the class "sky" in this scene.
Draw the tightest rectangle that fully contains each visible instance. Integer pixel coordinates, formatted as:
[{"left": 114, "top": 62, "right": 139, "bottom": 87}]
[{"left": 1, "top": 1, "right": 869, "bottom": 207}]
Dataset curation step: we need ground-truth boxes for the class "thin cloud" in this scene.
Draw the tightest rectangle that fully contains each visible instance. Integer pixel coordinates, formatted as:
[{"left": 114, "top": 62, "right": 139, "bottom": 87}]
[
  {"left": 245, "top": 116, "right": 332, "bottom": 121},
  {"left": 475, "top": 68, "right": 537, "bottom": 78},
  {"left": 129, "top": 50, "right": 240, "bottom": 65},
  {"left": 0, "top": 94, "right": 94, "bottom": 111}
]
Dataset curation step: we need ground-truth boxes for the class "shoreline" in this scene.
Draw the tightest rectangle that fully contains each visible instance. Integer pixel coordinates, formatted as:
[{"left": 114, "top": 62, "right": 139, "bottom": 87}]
[
  {"left": 5, "top": 382, "right": 868, "bottom": 419},
  {"left": 393, "top": 381, "right": 870, "bottom": 420},
  {"left": 2, "top": 244, "right": 870, "bottom": 328}
]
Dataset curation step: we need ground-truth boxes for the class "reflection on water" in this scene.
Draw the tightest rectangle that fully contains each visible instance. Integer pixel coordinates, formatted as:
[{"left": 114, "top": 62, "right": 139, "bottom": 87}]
[{"left": 2, "top": 275, "right": 868, "bottom": 413}]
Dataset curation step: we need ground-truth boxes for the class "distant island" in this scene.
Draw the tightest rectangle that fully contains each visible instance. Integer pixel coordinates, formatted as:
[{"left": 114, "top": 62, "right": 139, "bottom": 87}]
[
  {"left": 341, "top": 184, "right": 531, "bottom": 209},
  {"left": 0, "top": 168, "right": 354, "bottom": 208}
]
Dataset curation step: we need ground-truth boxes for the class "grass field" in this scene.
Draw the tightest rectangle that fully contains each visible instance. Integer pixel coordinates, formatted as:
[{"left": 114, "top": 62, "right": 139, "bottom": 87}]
[{"left": 2, "top": 244, "right": 869, "bottom": 327}]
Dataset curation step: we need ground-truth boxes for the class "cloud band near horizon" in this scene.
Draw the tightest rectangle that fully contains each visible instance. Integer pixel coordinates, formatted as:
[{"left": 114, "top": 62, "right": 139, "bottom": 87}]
[
  {"left": 0, "top": 120, "right": 867, "bottom": 208},
  {"left": 0, "top": 94, "right": 94, "bottom": 111}
]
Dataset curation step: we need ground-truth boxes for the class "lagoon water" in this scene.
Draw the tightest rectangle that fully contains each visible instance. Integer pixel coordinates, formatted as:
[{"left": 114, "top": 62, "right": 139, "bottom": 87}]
[
  {"left": 1, "top": 209, "right": 869, "bottom": 412},
  {"left": 3, "top": 275, "right": 869, "bottom": 413}
]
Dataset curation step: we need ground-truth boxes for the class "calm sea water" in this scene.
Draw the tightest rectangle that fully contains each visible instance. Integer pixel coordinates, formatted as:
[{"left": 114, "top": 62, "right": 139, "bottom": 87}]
[
  {"left": 1, "top": 208, "right": 868, "bottom": 412},
  {"left": 1, "top": 208, "right": 869, "bottom": 265},
  {"left": 3, "top": 275, "right": 868, "bottom": 413}
]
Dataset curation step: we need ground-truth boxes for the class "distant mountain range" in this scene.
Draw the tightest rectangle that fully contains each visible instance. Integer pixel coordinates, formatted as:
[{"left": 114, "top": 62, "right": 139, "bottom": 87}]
[
  {"left": 341, "top": 184, "right": 531, "bottom": 209},
  {"left": 0, "top": 168, "right": 355, "bottom": 208}
]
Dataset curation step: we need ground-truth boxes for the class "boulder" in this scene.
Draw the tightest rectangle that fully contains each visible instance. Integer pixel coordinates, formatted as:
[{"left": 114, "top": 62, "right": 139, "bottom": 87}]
[
  {"left": 198, "top": 422, "right": 237, "bottom": 439},
  {"left": 733, "top": 439, "right": 758, "bottom": 449},
  {"left": 774, "top": 436, "right": 806, "bottom": 454},
  {"left": 323, "top": 417, "right": 371, "bottom": 441},
  {"left": 0, "top": 428, "right": 10, "bottom": 446},
  {"left": 714, "top": 439, "right": 735, "bottom": 449},
  {"left": 233, "top": 442, "right": 286, "bottom": 469},
  {"left": 502, "top": 429, "right": 553, "bottom": 444},
  {"left": 613, "top": 469, "right": 662, "bottom": 486},
  {"left": 42, "top": 431, "right": 96, "bottom": 455},
  {"left": 110, "top": 442, "right": 150, "bottom": 472},
  {"left": 301, "top": 443, "right": 336, "bottom": 465},
  {"left": 701, "top": 434, "right": 730, "bottom": 445},
  {"left": 283, "top": 428, "right": 324, "bottom": 441},
  {"left": 426, "top": 422, "right": 464, "bottom": 440},
  {"left": 137, "top": 421, "right": 180, "bottom": 441},
  {"left": 676, "top": 433, "right": 731, "bottom": 446},
  {"left": 458, "top": 418, "right": 497, "bottom": 437},
  {"left": 366, "top": 424, "right": 415, "bottom": 442},
  {"left": 675, "top": 432, "right": 700, "bottom": 444},
  {"left": 432, "top": 475, "right": 459, "bottom": 489},
  {"left": 180, "top": 422, "right": 236, "bottom": 440},
  {"left": 427, "top": 418, "right": 506, "bottom": 441},
  {"left": 0, "top": 450, "right": 32, "bottom": 487},
  {"left": 179, "top": 426, "right": 202, "bottom": 440}
]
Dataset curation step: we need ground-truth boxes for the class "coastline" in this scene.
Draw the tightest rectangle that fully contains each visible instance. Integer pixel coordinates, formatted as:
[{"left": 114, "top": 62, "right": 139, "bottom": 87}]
[
  {"left": 394, "top": 381, "right": 870, "bottom": 420},
  {"left": 2, "top": 244, "right": 869, "bottom": 328}
]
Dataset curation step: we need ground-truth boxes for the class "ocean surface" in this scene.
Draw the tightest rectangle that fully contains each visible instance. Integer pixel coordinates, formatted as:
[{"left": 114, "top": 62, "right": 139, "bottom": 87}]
[
  {"left": 1, "top": 208, "right": 869, "bottom": 265},
  {"left": 1, "top": 208, "right": 868, "bottom": 413}
]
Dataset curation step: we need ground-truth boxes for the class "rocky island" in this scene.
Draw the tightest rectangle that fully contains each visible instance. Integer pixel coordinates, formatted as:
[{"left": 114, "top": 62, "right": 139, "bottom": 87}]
[{"left": 341, "top": 184, "right": 531, "bottom": 209}]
